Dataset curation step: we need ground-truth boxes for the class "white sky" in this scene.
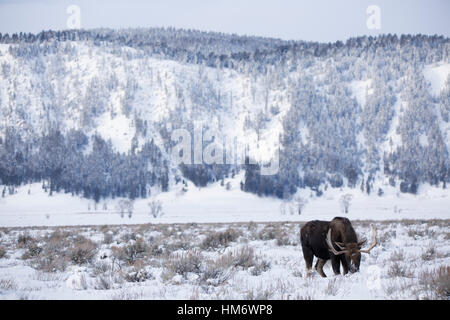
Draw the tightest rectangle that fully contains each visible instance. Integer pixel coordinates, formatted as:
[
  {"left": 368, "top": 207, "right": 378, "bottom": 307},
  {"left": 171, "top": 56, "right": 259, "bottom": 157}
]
[{"left": 0, "top": 0, "right": 449, "bottom": 42}]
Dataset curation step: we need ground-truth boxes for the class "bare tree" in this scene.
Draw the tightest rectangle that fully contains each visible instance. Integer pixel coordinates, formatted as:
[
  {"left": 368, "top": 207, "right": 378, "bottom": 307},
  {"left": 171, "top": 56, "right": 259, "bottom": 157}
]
[
  {"left": 339, "top": 194, "right": 353, "bottom": 214},
  {"left": 148, "top": 199, "right": 163, "bottom": 218},
  {"left": 279, "top": 201, "right": 287, "bottom": 215},
  {"left": 293, "top": 195, "right": 308, "bottom": 215},
  {"left": 116, "top": 199, "right": 134, "bottom": 218}
]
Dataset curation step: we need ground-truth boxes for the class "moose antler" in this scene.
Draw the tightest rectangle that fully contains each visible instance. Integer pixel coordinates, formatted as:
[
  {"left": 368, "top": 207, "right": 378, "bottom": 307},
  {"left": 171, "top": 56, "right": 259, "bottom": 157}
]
[
  {"left": 326, "top": 229, "right": 347, "bottom": 255},
  {"left": 359, "top": 225, "right": 377, "bottom": 254}
]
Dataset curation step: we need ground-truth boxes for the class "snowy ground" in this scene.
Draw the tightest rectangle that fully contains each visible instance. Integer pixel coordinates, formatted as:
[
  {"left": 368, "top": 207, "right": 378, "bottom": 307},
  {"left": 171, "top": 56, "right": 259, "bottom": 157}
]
[
  {"left": 1, "top": 176, "right": 449, "bottom": 300},
  {"left": 0, "top": 219, "right": 448, "bottom": 300},
  {"left": 1, "top": 174, "right": 450, "bottom": 227}
]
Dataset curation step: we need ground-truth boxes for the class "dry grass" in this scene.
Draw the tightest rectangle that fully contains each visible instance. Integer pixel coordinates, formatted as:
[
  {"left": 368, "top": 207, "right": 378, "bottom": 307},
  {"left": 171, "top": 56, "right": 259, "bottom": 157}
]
[
  {"left": 20, "top": 231, "right": 99, "bottom": 272},
  {"left": 165, "top": 250, "right": 203, "bottom": 278},
  {"left": 421, "top": 244, "right": 440, "bottom": 261},
  {"left": 0, "top": 278, "right": 18, "bottom": 291},
  {"left": 200, "top": 257, "right": 234, "bottom": 286},
  {"left": 0, "top": 219, "right": 448, "bottom": 299},
  {"left": 387, "top": 262, "right": 414, "bottom": 278},
  {"left": 418, "top": 266, "right": 450, "bottom": 300}
]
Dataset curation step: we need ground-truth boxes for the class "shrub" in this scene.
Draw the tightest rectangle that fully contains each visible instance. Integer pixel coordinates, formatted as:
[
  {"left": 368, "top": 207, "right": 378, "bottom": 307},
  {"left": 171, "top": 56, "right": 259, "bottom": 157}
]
[
  {"left": 389, "top": 249, "right": 405, "bottom": 262},
  {"left": 230, "top": 246, "right": 256, "bottom": 269},
  {"left": 36, "top": 255, "right": 69, "bottom": 272},
  {"left": 258, "top": 224, "right": 283, "bottom": 241},
  {"left": 200, "top": 258, "right": 233, "bottom": 286},
  {"left": 275, "top": 231, "right": 292, "bottom": 246},
  {"left": 250, "top": 259, "right": 271, "bottom": 276},
  {"left": 387, "top": 262, "right": 408, "bottom": 278},
  {"left": 91, "top": 261, "right": 111, "bottom": 277},
  {"left": 28, "top": 231, "right": 96, "bottom": 272},
  {"left": 147, "top": 243, "right": 164, "bottom": 256},
  {"left": 21, "top": 243, "right": 42, "bottom": 260},
  {"left": 421, "top": 245, "right": 437, "bottom": 261},
  {"left": 17, "top": 233, "right": 35, "bottom": 248},
  {"left": 124, "top": 260, "right": 154, "bottom": 282},
  {"left": 111, "top": 238, "right": 148, "bottom": 265},
  {"left": 166, "top": 250, "right": 203, "bottom": 278},
  {"left": 32, "top": 230, "right": 73, "bottom": 272},
  {"left": 121, "top": 232, "right": 139, "bottom": 242},
  {"left": 418, "top": 266, "right": 450, "bottom": 300},
  {"left": 68, "top": 239, "right": 97, "bottom": 265},
  {"left": 200, "top": 228, "right": 240, "bottom": 250},
  {"left": 103, "top": 232, "right": 114, "bottom": 245}
]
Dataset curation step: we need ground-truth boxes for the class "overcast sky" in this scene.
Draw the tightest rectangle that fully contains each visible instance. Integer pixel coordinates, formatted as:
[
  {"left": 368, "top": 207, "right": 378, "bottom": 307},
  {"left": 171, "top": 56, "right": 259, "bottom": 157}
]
[{"left": 0, "top": 0, "right": 449, "bottom": 42}]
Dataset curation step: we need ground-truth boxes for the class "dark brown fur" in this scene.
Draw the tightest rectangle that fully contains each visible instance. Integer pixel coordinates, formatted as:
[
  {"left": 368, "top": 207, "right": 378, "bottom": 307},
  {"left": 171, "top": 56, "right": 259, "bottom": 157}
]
[{"left": 300, "top": 217, "right": 365, "bottom": 277}]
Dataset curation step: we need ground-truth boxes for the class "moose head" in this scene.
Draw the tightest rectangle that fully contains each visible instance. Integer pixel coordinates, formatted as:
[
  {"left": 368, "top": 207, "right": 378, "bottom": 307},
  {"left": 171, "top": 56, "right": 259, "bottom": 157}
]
[{"left": 325, "top": 225, "right": 377, "bottom": 273}]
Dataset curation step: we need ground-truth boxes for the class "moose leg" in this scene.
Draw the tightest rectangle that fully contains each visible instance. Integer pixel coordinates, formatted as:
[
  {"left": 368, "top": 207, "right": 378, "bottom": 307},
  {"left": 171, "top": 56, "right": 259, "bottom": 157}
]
[
  {"left": 340, "top": 255, "right": 349, "bottom": 275},
  {"left": 331, "top": 255, "right": 341, "bottom": 275},
  {"left": 302, "top": 245, "right": 314, "bottom": 274},
  {"left": 315, "top": 258, "right": 327, "bottom": 277}
]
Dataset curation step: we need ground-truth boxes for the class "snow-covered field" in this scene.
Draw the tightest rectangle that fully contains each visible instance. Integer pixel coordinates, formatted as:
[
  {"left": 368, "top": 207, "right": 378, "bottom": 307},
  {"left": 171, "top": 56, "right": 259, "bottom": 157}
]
[
  {"left": 1, "top": 177, "right": 449, "bottom": 300},
  {"left": 1, "top": 173, "right": 450, "bottom": 228},
  {"left": 0, "top": 219, "right": 448, "bottom": 300}
]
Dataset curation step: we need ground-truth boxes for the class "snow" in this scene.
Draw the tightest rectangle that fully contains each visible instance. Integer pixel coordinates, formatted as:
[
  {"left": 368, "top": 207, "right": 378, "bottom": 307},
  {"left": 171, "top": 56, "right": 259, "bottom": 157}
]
[
  {"left": 95, "top": 113, "right": 133, "bottom": 154},
  {"left": 66, "top": 268, "right": 89, "bottom": 290},
  {"left": 423, "top": 62, "right": 450, "bottom": 97},
  {"left": 382, "top": 94, "right": 405, "bottom": 154},
  {"left": 0, "top": 219, "right": 448, "bottom": 300},
  {"left": 1, "top": 174, "right": 449, "bottom": 228},
  {"left": 349, "top": 79, "right": 372, "bottom": 107},
  {"left": 423, "top": 62, "right": 450, "bottom": 153},
  {"left": 1, "top": 33, "right": 449, "bottom": 301}
]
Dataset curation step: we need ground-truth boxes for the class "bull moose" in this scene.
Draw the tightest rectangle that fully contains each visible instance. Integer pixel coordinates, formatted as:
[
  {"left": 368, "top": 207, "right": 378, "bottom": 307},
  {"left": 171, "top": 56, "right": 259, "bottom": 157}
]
[{"left": 300, "top": 217, "right": 377, "bottom": 277}]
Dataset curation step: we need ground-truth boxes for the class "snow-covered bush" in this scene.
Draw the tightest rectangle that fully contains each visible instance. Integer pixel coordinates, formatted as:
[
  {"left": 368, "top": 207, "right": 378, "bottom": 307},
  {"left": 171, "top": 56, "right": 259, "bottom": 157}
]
[
  {"left": 200, "top": 258, "right": 234, "bottom": 286},
  {"left": 68, "top": 238, "right": 97, "bottom": 265},
  {"left": 257, "top": 224, "right": 284, "bottom": 241},
  {"left": 17, "top": 233, "right": 35, "bottom": 248},
  {"left": 200, "top": 228, "right": 240, "bottom": 250},
  {"left": 165, "top": 250, "right": 203, "bottom": 279},
  {"left": 250, "top": 259, "right": 271, "bottom": 276},
  {"left": 111, "top": 238, "right": 148, "bottom": 266},
  {"left": 124, "top": 260, "right": 154, "bottom": 283},
  {"left": 229, "top": 246, "right": 256, "bottom": 269}
]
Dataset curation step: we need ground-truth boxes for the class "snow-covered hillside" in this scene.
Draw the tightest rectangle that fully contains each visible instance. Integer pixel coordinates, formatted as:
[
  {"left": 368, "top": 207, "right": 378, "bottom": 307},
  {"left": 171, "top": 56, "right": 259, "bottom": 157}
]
[
  {"left": 0, "top": 30, "right": 449, "bottom": 223},
  {"left": 0, "top": 30, "right": 449, "bottom": 301}
]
